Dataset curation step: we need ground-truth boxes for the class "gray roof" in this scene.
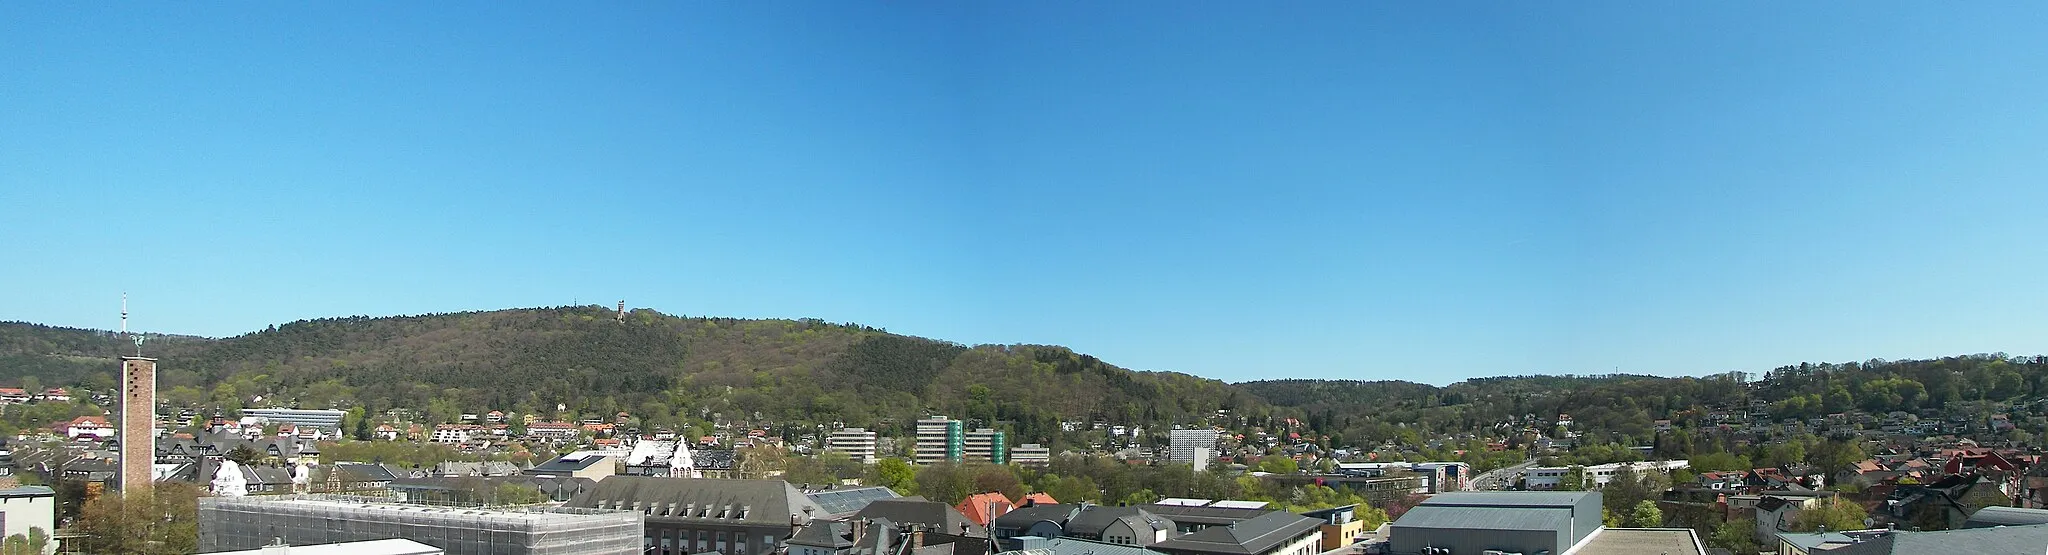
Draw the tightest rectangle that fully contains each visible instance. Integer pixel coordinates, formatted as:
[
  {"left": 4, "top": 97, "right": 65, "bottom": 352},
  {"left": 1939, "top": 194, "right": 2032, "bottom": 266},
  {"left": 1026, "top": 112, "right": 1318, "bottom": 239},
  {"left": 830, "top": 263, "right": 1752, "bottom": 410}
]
[
  {"left": 528, "top": 453, "right": 610, "bottom": 474},
  {"left": 1067, "top": 506, "right": 1172, "bottom": 537},
  {"left": 996, "top": 504, "right": 1081, "bottom": 531},
  {"left": 809, "top": 486, "right": 903, "bottom": 517},
  {"left": 1138, "top": 504, "right": 1271, "bottom": 526},
  {"left": 1004, "top": 536, "right": 1166, "bottom": 555},
  {"left": 853, "top": 499, "right": 985, "bottom": 537},
  {"left": 1151, "top": 510, "right": 1321, "bottom": 555},
  {"left": 0, "top": 486, "right": 54, "bottom": 498},
  {"left": 1965, "top": 506, "right": 2048, "bottom": 529},
  {"left": 1418, "top": 491, "right": 1593, "bottom": 508},
  {"left": 1390, "top": 505, "right": 1570, "bottom": 532},
  {"left": 788, "top": 521, "right": 856, "bottom": 549},
  {"left": 1570, "top": 528, "right": 1702, "bottom": 555},
  {"left": 1814, "top": 524, "right": 2048, "bottom": 555},
  {"left": 566, "top": 476, "right": 822, "bottom": 527}
]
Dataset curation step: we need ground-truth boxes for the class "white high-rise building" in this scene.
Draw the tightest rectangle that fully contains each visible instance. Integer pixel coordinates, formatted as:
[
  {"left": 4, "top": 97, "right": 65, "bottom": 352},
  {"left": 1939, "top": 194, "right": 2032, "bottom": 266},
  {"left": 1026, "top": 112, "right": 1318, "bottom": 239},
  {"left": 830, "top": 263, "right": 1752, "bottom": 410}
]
[
  {"left": 825, "top": 427, "right": 880, "bottom": 464},
  {"left": 915, "top": 416, "right": 963, "bottom": 465},
  {"left": 1169, "top": 428, "right": 1220, "bottom": 471},
  {"left": 964, "top": 428, "right": 1006, "bottom": 464},
  {"left": 1010, "top": 443, "right": 1051, "bottom": 467}
]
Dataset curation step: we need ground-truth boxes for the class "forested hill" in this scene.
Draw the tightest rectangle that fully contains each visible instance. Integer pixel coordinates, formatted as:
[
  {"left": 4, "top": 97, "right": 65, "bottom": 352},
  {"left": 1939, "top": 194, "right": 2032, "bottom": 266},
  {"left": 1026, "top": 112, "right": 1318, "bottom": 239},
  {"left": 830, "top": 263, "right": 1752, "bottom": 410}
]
[
  {"left": 1239, "top": 355, "right": 2048, "bottom": 450},
  {"left": 5, "top": 310, "right": 2044, "bottom": 453},
  {"left": 0, "top": 307, "right": 1259, "bottom": 446}
]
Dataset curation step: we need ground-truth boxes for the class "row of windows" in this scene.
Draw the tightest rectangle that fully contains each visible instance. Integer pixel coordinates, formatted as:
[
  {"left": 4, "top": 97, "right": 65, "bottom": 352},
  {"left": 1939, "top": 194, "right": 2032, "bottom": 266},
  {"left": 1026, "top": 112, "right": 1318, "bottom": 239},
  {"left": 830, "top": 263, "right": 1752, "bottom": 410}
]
[{"left": 646, "top": 527, "right": 777, "bottom": 555}]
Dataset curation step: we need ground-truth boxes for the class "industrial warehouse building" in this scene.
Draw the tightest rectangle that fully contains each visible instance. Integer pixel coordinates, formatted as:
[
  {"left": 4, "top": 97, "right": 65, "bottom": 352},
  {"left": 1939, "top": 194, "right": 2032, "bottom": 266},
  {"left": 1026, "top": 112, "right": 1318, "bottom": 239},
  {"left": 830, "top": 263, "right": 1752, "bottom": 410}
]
[
  {"left": 1387, "top": 491, "right": 1601, "bottom": 555},
  {"left": 198, "top": 495, "right": 643, "bottom": 555}
]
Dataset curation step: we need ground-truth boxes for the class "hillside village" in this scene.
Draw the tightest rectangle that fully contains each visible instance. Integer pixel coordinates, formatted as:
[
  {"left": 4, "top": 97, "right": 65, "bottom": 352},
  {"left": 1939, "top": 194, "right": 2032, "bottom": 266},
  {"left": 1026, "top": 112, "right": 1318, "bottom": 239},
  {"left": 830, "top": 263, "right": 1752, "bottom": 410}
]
[{"left": 1, "top": 352, "right": 2047, "bottom": 554}]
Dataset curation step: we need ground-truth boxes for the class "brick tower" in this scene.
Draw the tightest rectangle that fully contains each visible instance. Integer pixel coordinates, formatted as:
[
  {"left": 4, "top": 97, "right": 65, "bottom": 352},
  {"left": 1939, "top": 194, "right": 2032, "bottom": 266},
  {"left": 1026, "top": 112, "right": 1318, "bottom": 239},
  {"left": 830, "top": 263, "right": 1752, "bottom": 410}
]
[
  {"left": 119, "top": 355, "right": 156, "bottom": 495},
  {"left": 117, "top": 295, "right": 156, "bottom": 496}
]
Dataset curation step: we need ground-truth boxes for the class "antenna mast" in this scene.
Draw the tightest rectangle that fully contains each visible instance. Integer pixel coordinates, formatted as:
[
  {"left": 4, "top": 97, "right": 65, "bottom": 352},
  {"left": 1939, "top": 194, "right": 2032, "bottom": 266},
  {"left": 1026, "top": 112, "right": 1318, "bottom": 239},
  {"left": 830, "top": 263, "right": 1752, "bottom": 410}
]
[{"left": 122, "top": 293, "right": 143, "bottom": 356}]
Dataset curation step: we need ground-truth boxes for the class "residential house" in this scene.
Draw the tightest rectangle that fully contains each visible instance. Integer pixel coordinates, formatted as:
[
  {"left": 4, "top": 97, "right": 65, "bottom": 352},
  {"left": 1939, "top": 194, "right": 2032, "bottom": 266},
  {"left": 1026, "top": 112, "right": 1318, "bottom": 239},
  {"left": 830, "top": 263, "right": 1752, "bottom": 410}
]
[
  {"left": 958, "top": 492, "right": 1015, "bottom": 527},
  {"left": 0, "top": 388, "right": 31, "bottom": 405},
  {"left": 60, "top": 416, "right": 113, "bottom": 440},
  {"left": 527, "top": 421, "right": 580, "bottom": 443}
]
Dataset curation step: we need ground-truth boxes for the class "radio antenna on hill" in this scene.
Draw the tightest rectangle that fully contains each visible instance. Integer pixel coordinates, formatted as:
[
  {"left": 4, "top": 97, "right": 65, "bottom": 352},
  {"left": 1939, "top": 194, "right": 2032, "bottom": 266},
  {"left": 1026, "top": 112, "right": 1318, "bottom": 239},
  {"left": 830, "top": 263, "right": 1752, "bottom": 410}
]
[{"left": 122, "top": 293, "right": 143, "bottom": 356}]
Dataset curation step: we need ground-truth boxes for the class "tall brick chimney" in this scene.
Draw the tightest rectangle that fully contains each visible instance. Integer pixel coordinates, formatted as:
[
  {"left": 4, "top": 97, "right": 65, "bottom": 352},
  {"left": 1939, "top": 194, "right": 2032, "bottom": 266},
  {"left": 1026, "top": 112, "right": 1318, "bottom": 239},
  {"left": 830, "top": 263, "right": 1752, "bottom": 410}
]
[{"left": 119, "top": 356, "right": 156, "bottom": 496}]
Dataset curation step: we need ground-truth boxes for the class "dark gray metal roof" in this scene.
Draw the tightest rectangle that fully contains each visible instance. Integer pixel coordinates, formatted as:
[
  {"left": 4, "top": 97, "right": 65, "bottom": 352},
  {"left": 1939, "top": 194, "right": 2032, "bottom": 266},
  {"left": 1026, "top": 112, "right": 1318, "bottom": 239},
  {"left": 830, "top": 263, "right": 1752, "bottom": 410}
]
[
  {"left": 1418, "top": 491, "right": 1593, "bottom": 508},
  {"left": 1151, "top": 510, "right": 1320, "bottom": 555},
  {"left": 995, "top": 504, "right": 1079, "bottom": 530},
  {"left": 1813, "top": 524, "right": 2048, "bottom": 555},
  {"left": 1965, "top": 506, "right": 2048, "bottom": 528},
  {"left": 1067, "top": 506, "right": 1172, "bottom": 536},
  {"left": 1138, "top": 504, "right": 1271, "bottom": 526},
  {"left": 853, "top": 499, "right": 985, "bottom": 537},
  {"left": 1389, "top": 506, "right": 1569, "bottom": 532},
  {"left": 1005, "top": 536, "right": 1167, "bottom": 555},
  {"left": 788, "top": 521, "right": 856, "bottom": 549},
  {"left": 566, "top": 476, "right": 821, "bottom": 526},
  {"left": 809, "top": 486, "right": 902, "bottom": 517}
]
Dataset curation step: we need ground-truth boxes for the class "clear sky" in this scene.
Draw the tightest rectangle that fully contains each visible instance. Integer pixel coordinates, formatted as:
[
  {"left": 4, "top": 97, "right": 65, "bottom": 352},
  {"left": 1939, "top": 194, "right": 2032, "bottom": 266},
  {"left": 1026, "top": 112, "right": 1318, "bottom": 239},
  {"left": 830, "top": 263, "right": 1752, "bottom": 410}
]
[{"left": 4, "top": 3, "right": 2045, "bottom": 384}]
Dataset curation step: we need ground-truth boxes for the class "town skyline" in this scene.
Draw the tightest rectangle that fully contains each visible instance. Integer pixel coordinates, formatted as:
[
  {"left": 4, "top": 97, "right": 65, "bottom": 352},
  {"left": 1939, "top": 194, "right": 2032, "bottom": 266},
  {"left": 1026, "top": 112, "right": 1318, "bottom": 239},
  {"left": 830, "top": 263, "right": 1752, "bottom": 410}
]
[{"left": 8, "top": 4, "right": 2046, "bottom": 384}]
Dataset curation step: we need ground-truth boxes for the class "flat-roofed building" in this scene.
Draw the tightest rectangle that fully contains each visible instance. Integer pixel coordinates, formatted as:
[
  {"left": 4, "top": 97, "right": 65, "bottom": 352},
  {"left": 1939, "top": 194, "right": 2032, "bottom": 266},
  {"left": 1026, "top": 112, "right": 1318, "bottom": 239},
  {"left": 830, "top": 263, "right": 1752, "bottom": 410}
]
[
  {"left": 1011, "top": 443, "right": 1051, "bottom": 467},
  {"left": 965, "top": 428, "right": 1006, "bottom": 464},
  {"left": 239, "top": 408, "right": 347, "bottom": 430},
  {"left": 823, "top": 428, "right": 878, "bottom": 464},
  {"left": 1169, "top": 429, "right": 1219, "bottom": 471},
  {"left": 915, "top": 417, "right": 963, "bottom": 465},
  {"left": 1388, "top": 491, "right": 1601, "bottom": 555},
  {"left": 198, "top": 495, "right": 642, "bottom": 555}
]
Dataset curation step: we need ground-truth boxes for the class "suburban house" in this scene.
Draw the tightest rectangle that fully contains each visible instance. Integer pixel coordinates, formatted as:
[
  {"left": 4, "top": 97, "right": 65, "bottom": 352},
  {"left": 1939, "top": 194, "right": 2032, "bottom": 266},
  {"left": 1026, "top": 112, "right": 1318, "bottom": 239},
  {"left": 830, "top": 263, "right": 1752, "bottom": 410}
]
[{"left": 60, "top": 416, "right": 113, "bottom": 440}]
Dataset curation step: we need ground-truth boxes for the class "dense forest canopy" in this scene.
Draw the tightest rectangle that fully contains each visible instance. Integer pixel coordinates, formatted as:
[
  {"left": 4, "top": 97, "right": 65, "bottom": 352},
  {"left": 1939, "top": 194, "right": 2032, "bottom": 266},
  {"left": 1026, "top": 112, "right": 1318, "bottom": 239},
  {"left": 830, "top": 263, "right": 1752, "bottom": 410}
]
[
  {"left": 0, "top": 308, "right": 1260, "bottom": 450},
  {"left": 2, "top": 310, "right": 2043, "bottom": 454}
]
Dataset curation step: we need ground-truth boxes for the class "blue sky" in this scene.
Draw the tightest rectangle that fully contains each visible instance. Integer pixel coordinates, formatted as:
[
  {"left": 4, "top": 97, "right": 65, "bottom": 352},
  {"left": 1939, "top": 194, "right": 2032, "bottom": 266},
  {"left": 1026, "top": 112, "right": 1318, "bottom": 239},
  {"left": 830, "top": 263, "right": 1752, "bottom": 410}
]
[{"left": 4, "top": 3, "right": 2045, "bottom": 384}]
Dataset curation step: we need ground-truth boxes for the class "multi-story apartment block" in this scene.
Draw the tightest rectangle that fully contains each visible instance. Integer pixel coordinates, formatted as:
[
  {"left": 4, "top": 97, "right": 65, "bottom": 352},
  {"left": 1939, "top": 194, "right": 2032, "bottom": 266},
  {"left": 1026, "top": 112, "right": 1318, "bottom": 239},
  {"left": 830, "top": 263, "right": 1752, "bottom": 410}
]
[
  {"left": 824, "top": 427, "right": 879, "bottom": 464},
  {"left": 1169, "top": 428, "right": 1220, "bottom": 471},
  {"left": 1011, "top": 443, "right": 1051, "bottom": 467},
  {"left": 915, "top": 416, "right": 964, "bottom": 465},
  {"left": 965, "top": 428, "right": 1006, "bottom": 464}
]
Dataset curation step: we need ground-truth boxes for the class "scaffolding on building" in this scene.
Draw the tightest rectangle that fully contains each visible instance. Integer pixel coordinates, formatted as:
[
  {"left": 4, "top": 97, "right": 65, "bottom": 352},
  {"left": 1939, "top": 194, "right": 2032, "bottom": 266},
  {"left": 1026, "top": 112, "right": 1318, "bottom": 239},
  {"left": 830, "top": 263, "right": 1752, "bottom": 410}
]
[{"left": 199, "top": 495, "right": 644, "bottom": 555}]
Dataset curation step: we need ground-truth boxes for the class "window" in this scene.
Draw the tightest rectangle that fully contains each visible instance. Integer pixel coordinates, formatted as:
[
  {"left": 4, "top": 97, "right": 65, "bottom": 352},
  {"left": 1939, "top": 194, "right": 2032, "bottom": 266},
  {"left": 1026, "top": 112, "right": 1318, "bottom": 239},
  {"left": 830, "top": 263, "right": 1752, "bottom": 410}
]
[{"left": 717, "top": 531, "right": 729, "bottom": 554}]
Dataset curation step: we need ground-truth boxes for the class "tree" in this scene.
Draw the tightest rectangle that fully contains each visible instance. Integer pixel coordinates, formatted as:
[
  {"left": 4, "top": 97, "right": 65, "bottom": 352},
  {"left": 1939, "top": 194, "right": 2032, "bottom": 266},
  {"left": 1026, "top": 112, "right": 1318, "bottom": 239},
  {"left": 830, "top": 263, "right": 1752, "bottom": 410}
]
[
  {"left": 972, "top": 464, "right": 1026, "bottom": 502},
  {"left": 869, "top": 457, "right": 916, "bottom": 495},
  {"left": 914, "top": 463, "right": 974, "bottom": 505},
  {"left": 225, "top": 444, "right": 262, "bottom": 466},
  {"left": 494, "top": 483, "right": 547, "bottom": 505},
  {"left": 19, "top": 377, "right": 41, "bottom": 401},
  {"left": 74, "top": 482, "right": 201, "bottom": 555},
  {"left": 1788, "top": 497, "right": 1868, "bottom": 533},
  {"left": 1257, "top": 456, "right": 1299, "bottom": 474},
  {"left": 1558, "top": 467, "right": 1588, "bottom": 491},
  {"left": 1708, "top": 518, "right": 1760, "bottom": 554},
  {"left": 1628, "top": 500, "right": 1664, "bottom": 528}
]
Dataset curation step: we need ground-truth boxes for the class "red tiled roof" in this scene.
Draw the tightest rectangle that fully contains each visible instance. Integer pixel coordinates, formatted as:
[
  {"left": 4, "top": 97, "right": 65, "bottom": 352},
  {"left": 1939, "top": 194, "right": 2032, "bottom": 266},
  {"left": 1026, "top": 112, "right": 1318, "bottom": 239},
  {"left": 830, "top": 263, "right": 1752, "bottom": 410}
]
[
  {"left": 1020, "top": 492, "right": 1058, "bottom": 505},
  {"left": 956, "top": 492, "right": 1013, "bottom": 525}
]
